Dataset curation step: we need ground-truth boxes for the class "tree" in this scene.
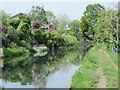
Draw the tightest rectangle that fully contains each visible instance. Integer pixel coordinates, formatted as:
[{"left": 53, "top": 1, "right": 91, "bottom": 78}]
[
  {"left": 45, "top": 11, "right": 55, "bottom": 24},
  {"left": 80, "top": 4, "right": 105, "bottom": 37},
  {"left": 93, "top": 9, "right": 118, "bottom": 48},
  {"left": 80, "top": 16, "right": 89, "bottom": 37},
  {"left": 29, "top": 5, "right": 48, "bottom": 24},
  {"left": 56, "top": 14, "right": 71, "bottom": 30},
  {"left": 68, "top": 20, "right": 80, "bottom": 36},
  {"left": 0, "top": 10, "right": 10, "bottom": 26}
]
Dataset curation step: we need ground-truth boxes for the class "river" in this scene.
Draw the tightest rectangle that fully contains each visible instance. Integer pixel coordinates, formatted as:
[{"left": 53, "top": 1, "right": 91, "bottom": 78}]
[{"left": 2, "top": 46, "right": 88, "bottom": 88}]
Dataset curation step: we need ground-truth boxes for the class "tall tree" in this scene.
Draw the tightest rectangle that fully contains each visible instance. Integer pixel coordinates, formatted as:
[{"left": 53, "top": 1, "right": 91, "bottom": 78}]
[
  {"left": 29, "top": 5, "right": 48, "bottom": 24},
  {"left": 68, "top": 20, "right": 80, "bottom": 36},
  {"left": 80, "top": 16, "right": 89, "bottom": 37},
  {"left": 45, "top": 11, "right": 55, "bottom": 24},
  {"left": 93, "top": 9, "right": 118, "bottom": 48},
  {"left": 80, "top": 4, "right": 105, "bottom": 37}
]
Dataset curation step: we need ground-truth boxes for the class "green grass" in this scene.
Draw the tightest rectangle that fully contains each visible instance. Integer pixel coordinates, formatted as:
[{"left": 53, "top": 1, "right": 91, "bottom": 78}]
[
  {"left": 98, "top": 44, "right": 118, "bottom": 88},
  {"left": 71, "top": 44, "right": 99, "bottom": 88},
  {"left": 71, "top": 43, "right": 118, "bottom": 88}
]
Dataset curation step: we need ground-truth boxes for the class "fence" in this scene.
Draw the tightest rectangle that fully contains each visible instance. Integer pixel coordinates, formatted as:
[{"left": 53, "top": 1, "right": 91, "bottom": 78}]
[{"left": 111, "top": 46, "right": 119, "bottom": 56}]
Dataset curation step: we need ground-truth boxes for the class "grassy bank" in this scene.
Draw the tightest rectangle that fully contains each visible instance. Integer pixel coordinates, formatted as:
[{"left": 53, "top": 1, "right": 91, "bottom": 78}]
[{"left": 71, "top": 43, "right": 118, "bottom": 88}]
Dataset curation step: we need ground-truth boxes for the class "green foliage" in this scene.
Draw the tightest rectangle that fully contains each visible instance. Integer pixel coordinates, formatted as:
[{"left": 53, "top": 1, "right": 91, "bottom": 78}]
[
  {"left": 0, "top": 10, "right": 10, "bottom": 26},
  {"left": 18, "top": 40, "right": 33, "bottom": 51},
  {"left": 45, "top": 11, "right": 55, "bottom": 24},
  {"left": 7, "top": 19, "right": 20, "bottom": 29},
  {"left": 44, "top": 31, "right": 79, "bottom": 47},
  {"left": 80, "top": 4, "right": 105, "bottom": 38},
  {"left": 61, "top": 34, "right": 79, "bottom": 46},
  {"left": 17, "top": 22, "right": 31, "bottom": 41},
  {"left": 44, "top": 30, "right": 63, "bottom": 47},
  {"left": 93, "top": 9, "right": 118, "bottom": 48},
  {"left": 17, "top": 22, "right": 30, "bottom": 33},
  {"left": 19, "top": 16, "right": 31, "bottom": 25},
  {"left": 32, "top": 30, "right": 79, "bottom": 48},
  {"left": 2, "top": 26, "right": 33, "bottom": 55},
  {"left": 68, "top": 20, "right": 80, "bottom": 36},
  {"left": 31, "top": 28, "right": 45, "bottom": 44},
  {"left": 29, "top": 5, "right": 48, "bottom": 24},
  {"left": 80, "top": 16, "right": 89, "bottom": 34},
  {"left": 71, "top": 44, "right": 99, "bottom": 88},
  {"left": 4, "top": 47, "right": 29, "bottom": 57},
  {"left": 2, "top": 28, "right": 20, "bottom": 47}
]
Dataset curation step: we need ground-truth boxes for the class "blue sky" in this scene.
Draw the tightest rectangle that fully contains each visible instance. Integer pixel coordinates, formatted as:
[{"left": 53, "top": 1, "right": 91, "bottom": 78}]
[{"left": 0, "top": 2, "right": 118, "bottom": 20}]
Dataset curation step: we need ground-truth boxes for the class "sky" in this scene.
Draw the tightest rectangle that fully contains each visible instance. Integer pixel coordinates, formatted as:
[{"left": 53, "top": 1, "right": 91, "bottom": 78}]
[{"left": 0, "top": 1, "right": 119, "bottom": 20}]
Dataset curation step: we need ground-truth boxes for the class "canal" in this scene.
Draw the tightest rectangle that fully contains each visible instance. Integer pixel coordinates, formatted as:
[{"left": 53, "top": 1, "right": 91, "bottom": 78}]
[{"left": 2, "top": 46, "right": 88, "bottom": 88}]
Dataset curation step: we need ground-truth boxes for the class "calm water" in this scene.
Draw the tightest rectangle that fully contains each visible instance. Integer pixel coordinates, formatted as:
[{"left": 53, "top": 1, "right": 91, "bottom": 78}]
[{"left": 2, "top": 46, "right": 87, "bottom": 88}]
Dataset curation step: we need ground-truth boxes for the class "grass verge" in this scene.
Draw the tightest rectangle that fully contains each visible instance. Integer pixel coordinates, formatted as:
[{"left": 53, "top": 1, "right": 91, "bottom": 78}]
[
  {"left": 71, "top": 44, "right": 99, "bottom": 88},
  {"left": 71, "top": 43, "right": 118, "bottom": 88}
]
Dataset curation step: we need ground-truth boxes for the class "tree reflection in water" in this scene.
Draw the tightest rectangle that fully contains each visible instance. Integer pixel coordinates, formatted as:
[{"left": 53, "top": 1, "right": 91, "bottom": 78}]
[{"left": 2, "top": 46, "right": 87, "bottom": 88}]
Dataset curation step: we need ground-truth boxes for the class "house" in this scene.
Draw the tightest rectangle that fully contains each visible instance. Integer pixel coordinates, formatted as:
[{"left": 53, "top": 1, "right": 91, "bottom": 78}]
[
  {"left": 9, "top": 13, "right": 26, "bottom": 20},
  {"left": 42, "top": 24, "right": 56, "bottom": 30},
  {"left": 31, "top": 21, "right": 56, "bottom": 30},
  {"left": 9, "top": 13, "right": 56, "bottom": 30}
]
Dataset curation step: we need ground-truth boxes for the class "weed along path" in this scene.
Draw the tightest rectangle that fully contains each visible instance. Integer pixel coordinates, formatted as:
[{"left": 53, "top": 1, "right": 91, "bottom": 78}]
[{"left": 71, "top": 44, "right": 118, "bottom": 88}]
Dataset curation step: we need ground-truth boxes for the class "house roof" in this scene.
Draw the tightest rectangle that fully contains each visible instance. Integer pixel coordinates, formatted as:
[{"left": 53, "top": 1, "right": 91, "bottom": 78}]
[{"left": 9, "top": 13, "right": 26, "bottom": 19}]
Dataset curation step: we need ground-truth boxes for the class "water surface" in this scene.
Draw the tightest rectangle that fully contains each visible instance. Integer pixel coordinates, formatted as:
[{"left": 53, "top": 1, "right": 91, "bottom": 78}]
[{"left": 2, "top": 47, "right": 85, "bottom": 88}]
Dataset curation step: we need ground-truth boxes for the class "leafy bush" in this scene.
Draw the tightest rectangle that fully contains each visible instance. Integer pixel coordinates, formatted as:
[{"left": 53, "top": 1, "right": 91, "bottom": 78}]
[
  {"left": 31, "top": 28, "right": 45, "bottom": 44},
  {"left": 4, "top": 47, "right": 29, "bottom": 57},
  {"left": 17, "top": 22, "right": 30, "bottom": 33},
  {"left": 7, "top": 19, "right": 20, "bottom": 29},
  {"left": 44, "top": 30, "right": 62, "bottom": 47},
  {"left": 32, "top": 30, "right": 79, "bottom": 48},
  {"left": 2, "top": 28, "right": 21, "bottom": 48},
  {"left": 19, "top": 16, "right": 31, "bottom": 25},
  {"left": 17, "top": 22, "right": 31, "bottom": 41},
  {"left": 61, "top": 34, "right": 79, "bottom": 46}
]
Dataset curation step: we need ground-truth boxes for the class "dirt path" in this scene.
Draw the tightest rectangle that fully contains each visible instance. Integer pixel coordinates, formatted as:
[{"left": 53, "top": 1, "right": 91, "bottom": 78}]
[
  {"left": 97, "top": 49, "right": 118, "bottom": 88},
  {"left": 103, "top": 50, "right": 118, "bottom": 70},
  {"left": 98, "top": 49, "right": 118, "bottom": 69},
  {"left": 97, "top": 49, "right": 107, "bottom": 88},
  {"left": 97, "top": 67, "right": 106, "bottom": 88}
]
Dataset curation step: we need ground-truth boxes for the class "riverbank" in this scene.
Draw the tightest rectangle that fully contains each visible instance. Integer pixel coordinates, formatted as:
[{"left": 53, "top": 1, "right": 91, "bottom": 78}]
[{"left": 71, "top": 43, "right": 118, "bottom": 88}]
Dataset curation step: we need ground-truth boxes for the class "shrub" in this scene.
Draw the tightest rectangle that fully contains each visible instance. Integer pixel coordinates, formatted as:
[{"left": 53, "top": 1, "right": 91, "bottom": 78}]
[
  {"left": 32, "top": 30, "right": 79, "bottom": 48},
  {"left": 17, "top": 22, "right": 31, "bottom": 41},
  {"left": 2, "top": 28, "right": 21, "bottom": 48},
  {"left": 7, "top": 19, "right": 20, "bottom": 29},
  {"left": 19, "top": 16, "right": 31, "bottom": 25},
  {"left": 61, "top": 34, "right": 79, "bottom": 46},
  {"left": 17, "top": 22, "right": 30, "bottom": 33},
  {"left": 31, "top": 28, "right": 45, "bottom": 44},
  {"left": 44, "top": 30, "right": 63, "bottom": 47}
]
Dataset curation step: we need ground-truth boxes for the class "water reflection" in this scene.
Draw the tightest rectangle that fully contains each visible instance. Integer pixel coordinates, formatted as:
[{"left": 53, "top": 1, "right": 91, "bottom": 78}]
[{"left": 2, "top": 46, "right": 86, "bottom": 88}]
